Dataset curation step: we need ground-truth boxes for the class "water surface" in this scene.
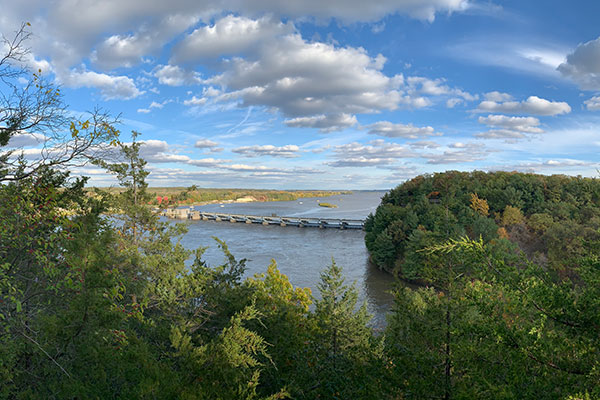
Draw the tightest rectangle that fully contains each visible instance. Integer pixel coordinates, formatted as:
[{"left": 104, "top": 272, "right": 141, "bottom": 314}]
[{"left": 176, "top": 191, "right": 394, "bottom": 328}]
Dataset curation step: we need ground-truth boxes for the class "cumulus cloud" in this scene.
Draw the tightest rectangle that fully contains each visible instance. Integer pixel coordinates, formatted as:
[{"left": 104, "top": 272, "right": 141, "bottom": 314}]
[
  {"left": 446, "top": 98, "right": 463, "bottom": 108},
  {"left": 284, "top": 114, "right": 357, "bottom": 132},
  {"left": 136, "top": 140, "right": 191, "bottom": 163},
  {"left": 57, "top": 69, "right": 143, "bottom": 99},
  {"left": 154, "top": 65, "right": 202, "bottom": 86},
  {"left": 327, "top": 139, "right": 415, "bottom": 167},
  {"left": 171, "top": 15, "right": 294, "bottom": 63},
  {"left": 6, "top": 133, "right": 48, "bottom": 147},
  {"left": 232, "top": 144, "right": 300, "bottom": 158},
  {"left": 207, "top": 34, "right": 403, "bottom": 126},
  {"left": 91, "top": 14, "right": 199, "bottom": 70},
  {"left": 204, "top": 30, "right": 465, "bottom": 131},
  {"left": 558, "top": 37, "right": 600, "bottom": 90},
  {"left": 4, "top": 0, "right": 468, "bottom": 82},
  {"left": 183, "top": 96, "right": 207, "bottom": 106},
  {"left": 474, "top": 95, "right": 571, "bottom": 116},
  {"left": 365, "top": 121, "right": 439, "bottom": 139},
  {"left": 193, "top": 139, "right": 223, "bottom": 153},
  {"left": 228, "top": 0, "right": 470, "bottom": 23},
  {"left": 423, "top": 142, "right": 489, "bottom": 164},
  {"left": 409, "top": 140, "right": 440, "bottom": 149},
  {"left": 484, "top": 91, "right": 513, "bottom": 102},
  {"left": 217, "top": 164, "right": 322, "bottom": 178},
  {"left": 137, "top": 100, "right": 171, "bottom": 113},
  {"left": 187, "top": 158, "right": 229, "bottom": 167},
  {"left": 491, "top": 159, "right": 599, "bottom": 173},
  {"left": 406, "top": 76, "right": 477, "bottom": 101},
  {"left": 584, "top": 96, "right": 600, "bottom": 111},
  {"left": 476, "top": 114, "right": 543, "bottom": 139},
  {"left": 194, "top": 139, "right": 219, "bottom": 149}
]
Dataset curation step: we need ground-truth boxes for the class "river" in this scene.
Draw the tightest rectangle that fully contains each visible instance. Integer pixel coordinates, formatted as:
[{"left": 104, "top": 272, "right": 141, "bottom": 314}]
[{"left": 175, "top": 191, "right": 394, "bottom": 328}]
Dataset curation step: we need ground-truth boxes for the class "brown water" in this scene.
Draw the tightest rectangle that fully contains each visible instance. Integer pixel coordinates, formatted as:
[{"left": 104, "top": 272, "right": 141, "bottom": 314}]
[{"left": 176, "top": 191, "right": 395, "bottom": 328}]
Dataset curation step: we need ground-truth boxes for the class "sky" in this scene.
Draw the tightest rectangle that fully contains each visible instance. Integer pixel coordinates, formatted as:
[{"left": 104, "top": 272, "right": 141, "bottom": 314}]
[{"left": 2, "top": 0, "right": 600, "bottom": 189}]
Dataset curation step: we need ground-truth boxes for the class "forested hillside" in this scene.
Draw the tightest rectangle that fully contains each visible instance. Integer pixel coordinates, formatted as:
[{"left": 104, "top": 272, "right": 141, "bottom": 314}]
[
  {"left": 365, "top": 171, "right": 600, "bottom": 398},
  {"left": 366, "top": 171, "right": 600, "bottom": 279}
]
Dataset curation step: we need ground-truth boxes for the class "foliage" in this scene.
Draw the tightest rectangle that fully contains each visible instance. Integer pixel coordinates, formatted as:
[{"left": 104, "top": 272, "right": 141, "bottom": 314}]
[
  {"left": 318, "top": 202, "right": 338, "bottom": 208},
  {"left": 366, "top": 171, "right": 600, "bottom": 277}
]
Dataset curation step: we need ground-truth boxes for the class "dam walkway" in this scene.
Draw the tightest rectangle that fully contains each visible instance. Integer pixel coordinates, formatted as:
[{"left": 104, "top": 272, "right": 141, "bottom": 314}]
[{"left": 162, "top": 208, "right": 365, "bottom": 230}]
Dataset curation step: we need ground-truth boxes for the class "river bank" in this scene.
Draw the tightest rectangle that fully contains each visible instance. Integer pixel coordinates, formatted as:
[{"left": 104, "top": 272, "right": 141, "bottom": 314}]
[{"left": 89, "top": 187, "right": 351, "bottom": 206}]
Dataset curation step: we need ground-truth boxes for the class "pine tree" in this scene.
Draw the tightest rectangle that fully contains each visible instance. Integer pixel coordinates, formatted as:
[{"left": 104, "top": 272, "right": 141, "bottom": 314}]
[{"left": 303, "top": 260, "right": 379, "bottom": 399}]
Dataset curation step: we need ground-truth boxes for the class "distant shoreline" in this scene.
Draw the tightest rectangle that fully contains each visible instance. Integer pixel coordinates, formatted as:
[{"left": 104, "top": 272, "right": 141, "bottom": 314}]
[{"left": 87, "top": 187, "right": 352, "bottom": 207}]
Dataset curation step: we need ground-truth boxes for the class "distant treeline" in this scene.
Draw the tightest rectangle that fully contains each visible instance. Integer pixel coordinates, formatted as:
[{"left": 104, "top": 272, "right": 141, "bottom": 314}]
[{"left": 89, "top": 186, "right": 350, "bottom": 205}]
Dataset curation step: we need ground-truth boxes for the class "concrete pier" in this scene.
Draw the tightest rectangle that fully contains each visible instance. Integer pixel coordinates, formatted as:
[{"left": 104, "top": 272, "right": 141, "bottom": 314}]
[{"left": 161, "top": 209, "right": 365, "bottom": 230}]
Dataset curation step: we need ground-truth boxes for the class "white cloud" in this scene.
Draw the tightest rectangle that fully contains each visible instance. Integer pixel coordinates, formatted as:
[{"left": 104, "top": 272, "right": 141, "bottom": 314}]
[
  {"left": 284, "top": 114, "right": 357, "bottom": 132},
  {"left": 490, "top": 159, "right": 599, "bottom": 174},
  {"left": 3, "top": 0, "right": 469, "bottom": 81},
  {"left": 409, "top": 140, "right": 440, "bottom": 149},
  {"left": 154, "top": 64, "right": 202, "bottom": 86},
  {"left": 484, "top": 91, "right": 513, "bottom": 102},
  {"left": 405, "top": 76, "right": 477, "bottom": 100},
  {"left": 183, "top": 96, "right": 207, "bottom": 106},
  {"left": 187, "top": 158, "right": 229, "bottom": 167},
  {"left": 558, "top": 37, "right": 600, "bottom": 90},
  {"left": 365, "top": 121, "right": 439, "bottom": 139},
  {"left": 91, "top": 14, "right": 199, "bottom": 70},
  {"left": 446, "top": 98, "right": 462, "bottom": 108},
  {"left": 207, "top": 34, "right": 403, "bottom": 123},
  {"left": 477, "top": 115, "right": 543, "bottom": 140},
  {"left": 58, "top": 69, "right": 143, "bottom": 99},
  {"left": 204, "top": 31, "right": 463, "bottom": 130},
  {"left": 475, "top": 129, "right": 528, "bottom": 140},
  {"left": 328, "top": 139, "right": 415, "bottom": 167},
  {"left": 411, "top": 142, "right": 490, "bottom": 165},
  {"left": 584, "top": 96, "right": 600, "bottom": 111},
  {"left": 171, "top": 15, "right": 294, "bottom": 63},
  {"left": 149, "top": 101, "right": 167, "bottom": 109},
  {"left": 228, "top": 0, "right": 470, "bottom": 23},
  {"left": 222, "top": 164, "right": 321, "bottom": 176},
  {"left": 423, "top": 144, "right": 489, "bottom": 164},
  {"left": 474, "top": 95, "right": 571, "bottom": 116},
  {"left": 137, "top": 100, "right": 171, "bottom": 113},
  {"left": 194, "top": 139, "right": 220, "bottom": 149},
  {"left": 6, "top": 133, "right": 48, "bottom": 147},
  {"left": 137, "top": 139, "right": 190, "bottom": 163},
  {"left": 232, "top": 144, "right": 300, "bottom": 158}
]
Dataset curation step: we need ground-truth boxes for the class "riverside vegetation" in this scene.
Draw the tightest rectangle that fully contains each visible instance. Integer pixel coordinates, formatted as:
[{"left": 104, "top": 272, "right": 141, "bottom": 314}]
[
  {"left": 317, "top": 202, "right": 338, "bottom": 208},
  {"left": 2, "top": 25, "right": 600, "bottom": 399},
  {"left": 92, "top": 187, "right": 349, "bottom": 206}
]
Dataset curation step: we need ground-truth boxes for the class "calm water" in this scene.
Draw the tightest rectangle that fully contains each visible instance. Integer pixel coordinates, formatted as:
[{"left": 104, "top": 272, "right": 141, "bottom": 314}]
[{"left": 175, "top": 191, "right": 394, "bottom": 328}]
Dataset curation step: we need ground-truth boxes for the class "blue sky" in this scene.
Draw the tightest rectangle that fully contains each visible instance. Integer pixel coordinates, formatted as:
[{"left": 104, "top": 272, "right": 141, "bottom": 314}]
[{"left": 2, "top": 0, "right": 600, "bottom": 189}]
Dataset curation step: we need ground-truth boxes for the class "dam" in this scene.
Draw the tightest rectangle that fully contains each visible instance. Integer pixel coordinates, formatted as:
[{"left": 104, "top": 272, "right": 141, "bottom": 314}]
[{"left": 162, "top": 207, "right": 365, "bottom": 230}]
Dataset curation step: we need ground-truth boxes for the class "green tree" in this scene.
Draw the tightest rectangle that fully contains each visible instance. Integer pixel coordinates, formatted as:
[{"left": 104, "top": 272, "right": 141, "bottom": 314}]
[{"left": 296, "top": 261, "right": 383, "bottom": 399}]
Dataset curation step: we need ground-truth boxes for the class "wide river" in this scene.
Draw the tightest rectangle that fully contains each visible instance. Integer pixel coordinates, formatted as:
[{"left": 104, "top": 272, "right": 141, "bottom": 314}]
[{"left": 175, "top": 191, "right": 394, "bottom": 328}]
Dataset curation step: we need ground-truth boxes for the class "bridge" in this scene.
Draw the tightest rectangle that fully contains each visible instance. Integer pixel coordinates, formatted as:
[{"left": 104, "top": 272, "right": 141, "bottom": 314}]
[{"left": 162, "top": 208, "right": 365, "bottom": 230}]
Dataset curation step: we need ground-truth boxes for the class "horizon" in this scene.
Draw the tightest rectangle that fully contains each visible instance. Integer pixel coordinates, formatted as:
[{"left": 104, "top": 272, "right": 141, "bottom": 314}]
[{"left": 2, "top": 1, "right": 600, "bottom": 189}]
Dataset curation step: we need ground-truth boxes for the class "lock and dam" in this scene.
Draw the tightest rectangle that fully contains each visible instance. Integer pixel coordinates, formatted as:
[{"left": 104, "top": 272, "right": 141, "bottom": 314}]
[{"left": 161, "top": 207, "right": 365, "bottom": 230}]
